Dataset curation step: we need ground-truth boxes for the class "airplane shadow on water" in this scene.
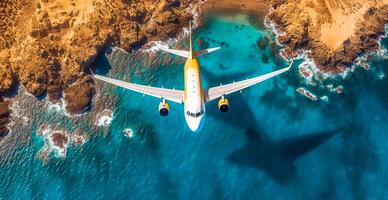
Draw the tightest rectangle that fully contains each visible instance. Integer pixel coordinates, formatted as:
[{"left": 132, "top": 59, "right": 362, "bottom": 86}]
[
  {"left": 226, "top": 127, "right": 344, "bottom": 184},
  {"left": 202, "top": 67, "right": 345, "bottom": 185}
]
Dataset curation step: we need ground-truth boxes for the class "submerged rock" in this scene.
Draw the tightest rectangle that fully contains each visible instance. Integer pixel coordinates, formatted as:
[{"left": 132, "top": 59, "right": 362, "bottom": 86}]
[
  {"left": 123, "top": 128, "right": 134, "bottom": 139},
  {"left": 261, "top": 54, "right": 269, "bottom": 64},
  {"left": 50, "top": 131, "right": 69, "bottom": 157},
  {"left": 95, "top": 109, "right": 113, "bottom": 127},
  {"left": 36, "top": 125, "right": 88, "bottom": 161},
  {"left": 335, "top": 86, "right": 344, "bottom": 94},
  {"left": 327, "top": 84, "right": 344, "bottom": 94},
  {"left": 256, "top": 36, "right": 270, "bottom": 50},
  {"left": 296, "top": 87, "right": 318, "bottom": 101}
]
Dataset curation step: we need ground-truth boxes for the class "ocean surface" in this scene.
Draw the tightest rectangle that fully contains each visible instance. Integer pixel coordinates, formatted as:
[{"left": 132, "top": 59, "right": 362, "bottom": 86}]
[{"left": 1, "top": 14, "right": 388, "bottom": 200}]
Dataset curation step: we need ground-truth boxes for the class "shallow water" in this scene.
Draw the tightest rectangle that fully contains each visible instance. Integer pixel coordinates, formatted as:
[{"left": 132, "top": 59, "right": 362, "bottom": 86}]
[{"left": 1, "top": 14, "right": 388, "bottom": 200}]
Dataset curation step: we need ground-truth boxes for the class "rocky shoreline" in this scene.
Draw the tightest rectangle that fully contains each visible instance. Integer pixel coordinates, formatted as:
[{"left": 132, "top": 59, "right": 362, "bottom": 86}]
[
  {"left": 0, "top": 0, "right": 198, "bottom": 137},
  {"left": 1, "top": 0, "right": 387, "bottom": 137},
  {"left": 267, "top": 0, "right": 388, "bottom": 74}
]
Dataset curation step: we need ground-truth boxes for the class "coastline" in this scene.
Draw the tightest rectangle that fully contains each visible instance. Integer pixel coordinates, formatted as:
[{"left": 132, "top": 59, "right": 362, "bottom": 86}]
[
  {"left": 199, "top": 0, "right": 270, "bottom": 28},
  {"left": 0, "top": 0, "right": 199, "bottom": 138},
  {"left": 1, "top": 0, "right": 388, "bottom": 140},
  {"left": 266, "top": 0, "right": 388, "bottom": 74}
]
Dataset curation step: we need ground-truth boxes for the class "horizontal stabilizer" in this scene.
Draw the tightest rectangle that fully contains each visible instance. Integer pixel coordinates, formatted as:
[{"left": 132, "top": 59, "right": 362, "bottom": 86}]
[
  {"left": 160, "top": 48, "right": 189, "bottom": 58},
  {"left": 160, "top": 47, "right": 221, "bottom": 58},
  {"left": 195, "top": 47, "right": 221, "bottom": 57}
]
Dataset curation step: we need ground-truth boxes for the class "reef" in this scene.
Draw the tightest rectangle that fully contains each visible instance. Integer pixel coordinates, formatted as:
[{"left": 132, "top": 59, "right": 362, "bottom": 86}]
[
  {"left": 0, "top": 0, "right": 197, "bottom": 134},
  {"left": 95, "top": 109, "right": 113, "bottom": 127},
  {"left": 267, "top": 0, "right": 388, "bottom": 73},
  {"left": 37, "top": 124, "right": 87, "bottom": 161},
  {"left": 123, "top": 128, "right": 134, "bottom": 139},
  {"left": 296, "top": 87, "right": 318, "bottom": 101}
]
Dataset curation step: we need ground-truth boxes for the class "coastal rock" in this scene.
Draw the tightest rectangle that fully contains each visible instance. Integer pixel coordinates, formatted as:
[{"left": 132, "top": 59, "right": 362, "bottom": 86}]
[
  {"left": 36, "top": 125, "right": 88, "bottom": 160},
  {"left": 296, "top": 87, "right": 318, "bottom": 101},
  {"left": 0, "top": 0, "right": 197, "bottom": 126},
  {"left": 0, "top": 55, "right": 14, "bottom": 94},
  {"left": 64, "top": 76, "right": 95, "bottom": 114},
  {"left": 51, "top": 131, "right": 69, "bottom": 152},
  {"left": 267, "top": 0, "right": 388, "bottom": 73},
  {"left": 0, "top": 100, "right": 11, "bottom": 137},
  {"left": 123, "top": 128, "right": 134, "bottom": 139}
]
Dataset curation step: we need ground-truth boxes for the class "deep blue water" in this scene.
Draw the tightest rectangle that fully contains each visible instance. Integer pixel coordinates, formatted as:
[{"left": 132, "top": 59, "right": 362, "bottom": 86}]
[{"left": 1, "top": 14, "right": 388, "bottom": 200}]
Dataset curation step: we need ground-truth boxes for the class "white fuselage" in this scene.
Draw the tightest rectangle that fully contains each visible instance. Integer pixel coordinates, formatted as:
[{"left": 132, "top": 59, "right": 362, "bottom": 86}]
[{"left": 183, "top": 58, "right": 205, "bottom": 132}]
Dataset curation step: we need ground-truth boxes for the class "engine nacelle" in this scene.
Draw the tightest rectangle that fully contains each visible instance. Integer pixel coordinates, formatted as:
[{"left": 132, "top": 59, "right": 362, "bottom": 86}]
[
  {"left": 218, "top": 96, "right": 229, "bottom": 112},
  {"left": 158, "top": 99, "right": 170, "bottom": 116}
]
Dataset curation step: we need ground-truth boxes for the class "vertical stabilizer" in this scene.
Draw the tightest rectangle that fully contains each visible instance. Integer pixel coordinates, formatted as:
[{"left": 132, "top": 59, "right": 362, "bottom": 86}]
[
  {"left": 159, "top": 21, "right": 221, "bottom": 58},
  {"left": 189, "top": 21, "right": 194, "bottom": 59}
]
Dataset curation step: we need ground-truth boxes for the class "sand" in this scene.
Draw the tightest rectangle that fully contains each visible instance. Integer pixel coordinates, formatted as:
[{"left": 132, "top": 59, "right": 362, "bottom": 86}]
[{"left": 200, "top": 0, "right": 270, "bottom": 17}]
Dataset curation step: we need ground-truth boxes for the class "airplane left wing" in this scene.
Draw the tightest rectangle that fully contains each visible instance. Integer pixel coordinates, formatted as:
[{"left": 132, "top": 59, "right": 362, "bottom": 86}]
[
  {"left": 204, "top": 61, "right": 292, "bottom": 102},
  {"left": 93, "top": 74, "right": 184, "bottom": 104}
]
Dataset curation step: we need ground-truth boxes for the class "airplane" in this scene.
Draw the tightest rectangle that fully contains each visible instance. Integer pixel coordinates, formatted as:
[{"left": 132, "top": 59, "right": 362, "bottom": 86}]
[{"left": 92, "top": 22, "right": 292, "bottom": 132}]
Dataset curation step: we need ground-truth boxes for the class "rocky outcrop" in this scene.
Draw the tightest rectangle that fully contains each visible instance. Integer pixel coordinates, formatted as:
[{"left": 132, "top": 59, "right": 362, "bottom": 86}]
[
  {"left": 267, "top": 0, "right": 388, "bottom": 73},
  {"left": 64, "top": 76, "right": 95, "bottom": 114},
  {"left": 0, "top": 0, "right": 197, "bottom": 121},
  {"left": 0, "top": 99, "right": 11, "bottom": 137}
]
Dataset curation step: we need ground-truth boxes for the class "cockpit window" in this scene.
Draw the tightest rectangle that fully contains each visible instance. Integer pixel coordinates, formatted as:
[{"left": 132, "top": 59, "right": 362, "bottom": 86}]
[{"left": 186, "top": 110, "right": 204, "bottom": 118}]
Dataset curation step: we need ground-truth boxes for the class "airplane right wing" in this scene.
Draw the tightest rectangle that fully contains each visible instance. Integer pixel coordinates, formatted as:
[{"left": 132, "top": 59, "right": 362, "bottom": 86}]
[
  {"left": 204, "top": 61, "right": 293, "bottom": 102},
  {"left": 93, "top": 74, "right": 184, "bottom": 104}
]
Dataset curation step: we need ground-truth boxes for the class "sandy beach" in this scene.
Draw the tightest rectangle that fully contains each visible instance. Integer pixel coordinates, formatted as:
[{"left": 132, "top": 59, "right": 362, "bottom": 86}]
[{"left": 199, "top": 0, "right": 270, "bottom": 27}]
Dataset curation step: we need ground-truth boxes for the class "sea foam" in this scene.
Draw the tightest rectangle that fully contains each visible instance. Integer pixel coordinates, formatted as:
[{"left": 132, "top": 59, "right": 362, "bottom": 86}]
[
  {"left": 123, "top": 128, "right": 134, "bottom": 138},
  {"left": 95, "top": 109, "right": 113, "bottom": 127}
]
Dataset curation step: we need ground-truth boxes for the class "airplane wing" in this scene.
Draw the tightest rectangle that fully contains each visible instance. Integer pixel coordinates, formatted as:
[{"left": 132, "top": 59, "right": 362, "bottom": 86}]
[
  {"left": 93, "top": 74, "right": 184, "bottom": 104},
  {"left": 204, "top": 61, "right": 292, "bottom": 102}
]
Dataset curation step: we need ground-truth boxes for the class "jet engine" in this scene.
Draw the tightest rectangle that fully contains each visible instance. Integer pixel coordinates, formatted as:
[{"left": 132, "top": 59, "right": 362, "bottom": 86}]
[
  {"left": 218, "top": 96, "right": 229, "bottom": 112},
  {"left": 158, "top": 98, "right": 170, "bottom": 116}
]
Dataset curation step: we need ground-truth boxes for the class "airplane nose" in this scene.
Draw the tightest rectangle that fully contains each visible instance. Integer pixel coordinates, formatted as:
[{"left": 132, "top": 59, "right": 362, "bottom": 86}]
[
  {"left": 186, "top": 116, "right": 204, "bottom": 132},
  {"left": 188, "top": 119, "right": 200, "bottom": 132}
]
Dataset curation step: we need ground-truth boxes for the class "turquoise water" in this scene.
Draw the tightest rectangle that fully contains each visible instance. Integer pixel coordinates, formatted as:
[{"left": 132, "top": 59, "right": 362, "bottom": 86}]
[{"left": 1, "top": 14, "right": 388, "bottom": 200}]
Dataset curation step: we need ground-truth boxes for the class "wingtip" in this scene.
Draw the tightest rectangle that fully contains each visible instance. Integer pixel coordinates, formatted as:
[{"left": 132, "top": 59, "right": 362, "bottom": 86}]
[
  {"left": 159, "top": 46, "right": 168, "bottom": 51},
  {"left": 287, "top": 60, "right": 294, "bottom": 70},
  {"left": 89, "top": 67, "right": 95, "bottom": 76},
  {"left": 209, "top": 46, "right": 221, "bottom": 52}
]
